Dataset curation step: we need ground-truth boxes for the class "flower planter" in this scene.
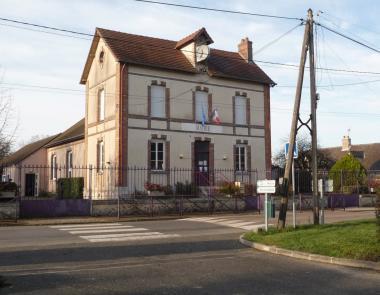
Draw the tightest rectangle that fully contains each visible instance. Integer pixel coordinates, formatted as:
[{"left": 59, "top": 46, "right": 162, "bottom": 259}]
[{"left": 148, "top": 191, "right": 165, "bottom": 197}]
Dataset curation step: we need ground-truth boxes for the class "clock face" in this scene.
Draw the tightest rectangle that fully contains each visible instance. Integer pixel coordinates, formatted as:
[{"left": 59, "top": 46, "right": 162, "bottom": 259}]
[{"left": 196, "top": 45, "right": 209, "bottom": 62}]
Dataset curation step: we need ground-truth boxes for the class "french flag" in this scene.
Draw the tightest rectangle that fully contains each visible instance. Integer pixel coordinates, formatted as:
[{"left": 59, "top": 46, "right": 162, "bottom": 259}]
[{"left": 211, "top": 108, "right": 221, "bottom": 125}]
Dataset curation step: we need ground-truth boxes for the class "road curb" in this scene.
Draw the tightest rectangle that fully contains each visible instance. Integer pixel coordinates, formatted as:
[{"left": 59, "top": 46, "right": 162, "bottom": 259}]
[
  {"left": 0, "top": 212, "right": 259, "bottom": 227},
  {"left": 0, "top": 216, "right": 183, "bottom": 227},
  {"left": 239, "top": 235, "right": 380, "bottom": 272}
]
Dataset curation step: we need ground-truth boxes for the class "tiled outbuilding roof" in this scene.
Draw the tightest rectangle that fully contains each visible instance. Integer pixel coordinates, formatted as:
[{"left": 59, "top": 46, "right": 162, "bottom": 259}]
[
  {"left": 1, "top": 135, "right": 58, "bottom": 166},
  {"left": 80, "top": 28, "right": 274, "bottom": 86},
  {"left": 45, "top": 118, "right": 85, "bottom": 148}
]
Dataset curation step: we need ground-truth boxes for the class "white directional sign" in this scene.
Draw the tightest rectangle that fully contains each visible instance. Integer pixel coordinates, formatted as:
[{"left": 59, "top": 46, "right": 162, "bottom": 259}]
[
  {"left": 257, "top": 180, "right": 276, "bottom": 187},
  {"left": 257, "top": 186, "right": 276, "bottom": 193}
]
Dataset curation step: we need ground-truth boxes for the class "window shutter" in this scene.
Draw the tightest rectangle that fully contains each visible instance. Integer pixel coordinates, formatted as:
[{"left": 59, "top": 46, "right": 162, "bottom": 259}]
[
  {"left": 151, "top": 85, "right": 166, "bottom": 117},
  {"left": 195, "top": 91, "right": 208, "bottom": 122},
  {"left": 96, "top": 142, "right": 100, "bottom": 171},
  {"left": 99, "top": 89, "right": 105, "bottom": 121},
  {"left": 235, "top": 96, "right": 247, "bottom": 125}
]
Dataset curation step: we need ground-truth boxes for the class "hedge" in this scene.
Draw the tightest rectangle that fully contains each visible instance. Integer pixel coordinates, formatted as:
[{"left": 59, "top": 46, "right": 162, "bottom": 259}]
[{"left": 57, "top": 177, "right": 84, "bottom": 199}]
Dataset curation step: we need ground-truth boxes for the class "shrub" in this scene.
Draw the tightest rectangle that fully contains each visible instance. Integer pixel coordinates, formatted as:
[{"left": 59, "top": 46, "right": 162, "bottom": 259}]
[
  {"left": 219, "top": 181, "right": 240, "bottom": 195},
  {"left": 0, "top": 182, "right": 18, "bottom": 192},
  {"left": 329, "top": 154, "right": 366, "bottom": 193},
  {"left": 175, "top": 181, "right": 196, "bottom": 196},
  {"left": 57, "top": 177, "right": 84, "bottom": 199}
]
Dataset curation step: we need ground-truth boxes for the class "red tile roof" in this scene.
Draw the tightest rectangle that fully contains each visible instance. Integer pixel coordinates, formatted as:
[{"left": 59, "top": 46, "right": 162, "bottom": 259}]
[
  {"left": 80, "top": 28, "right": 274, "bottom": 85},
  {"left": 175, "top": 27, "right": 213, "bottom": 49}
]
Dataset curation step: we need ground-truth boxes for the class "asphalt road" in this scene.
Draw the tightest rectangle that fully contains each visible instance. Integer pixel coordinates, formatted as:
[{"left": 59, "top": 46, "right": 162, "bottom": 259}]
[{"left": 0, "top": 210, "right": 378, "bottom": 294}]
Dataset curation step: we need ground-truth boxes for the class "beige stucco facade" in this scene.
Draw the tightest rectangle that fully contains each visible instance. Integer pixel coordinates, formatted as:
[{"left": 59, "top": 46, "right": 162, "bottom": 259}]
[{"left": 46, "top": 140, "right": 85, "bottom": 193}]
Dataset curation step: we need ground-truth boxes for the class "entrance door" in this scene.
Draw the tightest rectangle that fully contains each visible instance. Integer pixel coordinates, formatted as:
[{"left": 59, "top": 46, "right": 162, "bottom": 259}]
[
  {"left": 25, "top": 173, "right": 36, "bottom": 197},
  {"left": 194, "top": 141, "right": 209, "bottom": 186}
]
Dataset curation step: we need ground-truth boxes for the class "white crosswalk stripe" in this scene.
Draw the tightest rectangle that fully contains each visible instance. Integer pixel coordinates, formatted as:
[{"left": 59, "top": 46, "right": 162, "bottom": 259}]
[
  {"left": 182, "top": 217, "right": 271, "bottom": 230},
  {"left": 50, "top": 223, "right": 180, "bottom": 243}
]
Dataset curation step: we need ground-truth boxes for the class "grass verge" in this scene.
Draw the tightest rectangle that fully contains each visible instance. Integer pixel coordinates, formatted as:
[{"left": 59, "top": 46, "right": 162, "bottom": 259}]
[{"left": 244, "top": 219, "right": 379, "bottom": 262}]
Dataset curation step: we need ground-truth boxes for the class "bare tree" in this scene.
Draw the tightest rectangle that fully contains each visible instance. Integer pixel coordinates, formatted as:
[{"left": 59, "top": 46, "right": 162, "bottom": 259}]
[
  {"left": 0, "top": 81, "right": 17, "bottom": 161},
  {"left": 273, "top": 133, "right": 334, "bottom": 170}
]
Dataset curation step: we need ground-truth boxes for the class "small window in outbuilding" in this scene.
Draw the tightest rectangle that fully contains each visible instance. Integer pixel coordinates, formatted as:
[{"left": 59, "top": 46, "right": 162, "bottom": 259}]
[{"left": 99, "top": 50, "right": 105, "bottom": 65}]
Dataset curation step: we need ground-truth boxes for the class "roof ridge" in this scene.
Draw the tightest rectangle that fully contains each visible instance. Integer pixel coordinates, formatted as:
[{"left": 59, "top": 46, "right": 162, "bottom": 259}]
[{"left": 97, "top": 27, "right": 177, "bottom": 44}]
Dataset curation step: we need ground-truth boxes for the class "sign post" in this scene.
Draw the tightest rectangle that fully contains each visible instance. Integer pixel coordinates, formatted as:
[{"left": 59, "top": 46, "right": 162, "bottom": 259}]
[
  {"left": 285, "top": 142, "right": 298, "bottom": 229},
  {"left": 318, "top": 179, "right": 325, "bottom": 225},
  {"left": 257, "top": 180, "right": 276, "bottom": 232}
]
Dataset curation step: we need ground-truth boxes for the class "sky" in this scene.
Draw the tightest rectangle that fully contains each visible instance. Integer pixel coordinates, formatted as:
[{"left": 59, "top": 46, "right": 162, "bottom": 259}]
[{"left": 0, "top": 0, "right": 379, "bottom": 156}]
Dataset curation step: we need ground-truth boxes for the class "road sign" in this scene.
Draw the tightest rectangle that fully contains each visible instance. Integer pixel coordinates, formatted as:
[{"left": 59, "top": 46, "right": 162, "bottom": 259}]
[
  {"left": 257, "top": 186, "right": 276, "bottom": 193},
  {"left": 285, "top": 142, "right": 298, "bottom": 159},
  {"left": 257, "top": 180, "right": 276, "bottom": 187}
]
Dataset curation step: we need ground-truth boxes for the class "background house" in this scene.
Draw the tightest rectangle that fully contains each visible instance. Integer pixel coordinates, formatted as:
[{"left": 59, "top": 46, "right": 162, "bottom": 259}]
[
  {"left": 1, "top": 135, "right": 58, "bottom": 196},
  {"left": 321, "top": 135, "right": 380, "bottom": 171}
]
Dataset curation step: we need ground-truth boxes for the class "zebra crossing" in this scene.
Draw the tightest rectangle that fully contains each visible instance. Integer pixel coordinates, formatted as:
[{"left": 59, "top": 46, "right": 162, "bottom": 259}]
[
  {"left": 182, "top": 217, "right": 270, "bottom": 230},
  {"left": 50, "top": 223, "right": 180, "bottom": 243}
]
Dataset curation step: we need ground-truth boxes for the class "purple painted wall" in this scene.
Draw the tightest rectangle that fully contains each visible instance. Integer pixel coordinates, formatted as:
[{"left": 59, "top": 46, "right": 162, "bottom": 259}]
[{"left": 20, "top": 199, "right": 90, "bottom": 218}]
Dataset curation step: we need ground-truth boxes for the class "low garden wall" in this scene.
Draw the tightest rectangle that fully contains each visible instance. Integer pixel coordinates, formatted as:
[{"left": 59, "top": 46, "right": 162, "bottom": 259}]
[
  {"left": 0, "top": 201, "right": 19, "bottom": 220},
  {"left": 19, "top": 199, "right": 91, "bottom": 218},
  {"left": 92, "top": 196, "right": 257, "bottom": 217}
]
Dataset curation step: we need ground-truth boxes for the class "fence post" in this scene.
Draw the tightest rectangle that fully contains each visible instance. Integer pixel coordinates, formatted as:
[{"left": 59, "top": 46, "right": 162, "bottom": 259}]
[
  {"left": 117, "top": 188, "right": 120, "bottom": 219},
  {"left": 89, "top": 165, "right": 93, "bottom": 216}
]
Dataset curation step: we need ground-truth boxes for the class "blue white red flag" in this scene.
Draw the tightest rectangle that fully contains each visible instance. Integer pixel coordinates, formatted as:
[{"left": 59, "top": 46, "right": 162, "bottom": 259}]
[{"left": 211, "top": 108, "right": 221, "bottom": 124}]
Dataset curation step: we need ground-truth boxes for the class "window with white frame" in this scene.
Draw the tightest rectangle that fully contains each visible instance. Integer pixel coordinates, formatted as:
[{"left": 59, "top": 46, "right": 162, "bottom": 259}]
[
  {"left": 235, "top": 96, "right": 247, "bottom": 125},
  {"left": 98, "top": 89, "right": 105, "bottom": 121},
  {"left": 151, "top": 85, "right": 166, "bottom": 118},
  {"left": 235, "top": 145, "right": 247, "bottom": 171},
  {"left": 66, "top": 150, "right": 73, "bottom": 178},
  {"left": 150, "top": 141, "right": 164, "bottom": 171},
  {"left": 195, "top": 91, "right": 208, "bottom": 122},
  {"left": 51, "top": 154, "right": 57, "bottom": 180},
  {"left": 97, "top": 140, "right": 105, "bottom": 172}
]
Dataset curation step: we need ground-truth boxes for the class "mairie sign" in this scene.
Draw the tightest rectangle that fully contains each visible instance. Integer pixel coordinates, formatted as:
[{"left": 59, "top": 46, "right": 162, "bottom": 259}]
[{"left": 257, "top": 179, "right": 276, "bottom": 193}]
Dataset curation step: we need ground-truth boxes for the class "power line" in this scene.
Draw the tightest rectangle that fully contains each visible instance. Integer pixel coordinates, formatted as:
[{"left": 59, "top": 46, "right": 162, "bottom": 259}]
[
  {"left": 1, "top": 16, "right": 380, "bottom": 76},
  {"left": 253, "top": 23, "right": 304, "bottom": 56},
  {"left": 316, "top": 21, "right": 380, "bottom": 54},
  {"left": 133, "top": 0, "right": 304, "bottom": 21}
]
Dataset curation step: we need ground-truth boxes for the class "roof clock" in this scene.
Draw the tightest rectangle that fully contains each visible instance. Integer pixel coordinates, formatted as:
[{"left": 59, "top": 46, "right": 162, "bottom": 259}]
[{"left": 195, "top": 44, "right": 210, "bottom": 63}]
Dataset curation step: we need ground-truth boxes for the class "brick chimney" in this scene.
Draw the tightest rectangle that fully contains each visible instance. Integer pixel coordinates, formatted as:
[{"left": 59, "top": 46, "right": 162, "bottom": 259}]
[
  {"left": 341, "top": 135, "right": 352, "bottom": 152},
  {"left": 238, "top": 37, "right": 252, "bottom": 62}
]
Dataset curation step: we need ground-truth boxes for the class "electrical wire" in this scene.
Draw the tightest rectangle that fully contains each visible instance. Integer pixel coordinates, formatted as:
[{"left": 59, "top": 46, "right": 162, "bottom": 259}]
[
  {"left": 315, "top": 21, "right": 380, "bottom": 54},
  {"left": 133, "top": 0, "right": 304, "bottom": 21},
  {"left": 1, "top": 16, "right": 379, "bottom": 76}
]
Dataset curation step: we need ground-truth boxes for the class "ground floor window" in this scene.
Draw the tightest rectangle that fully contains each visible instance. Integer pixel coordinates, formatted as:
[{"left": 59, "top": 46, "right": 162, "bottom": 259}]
[
  {"left": 51, "top": 154, "right": 57, "bottom": 180},
  {"left": 235, "top": 145, "right": 246, "bottom": 172},
  {"left": 66, "top": 150, "right": 73, "bottom": 177},
  {"left": 97, "top": 140, "right": 105, "bottom": 173},
  {"left": 150, "top": 141, "right": 164, "bottom": 171}
]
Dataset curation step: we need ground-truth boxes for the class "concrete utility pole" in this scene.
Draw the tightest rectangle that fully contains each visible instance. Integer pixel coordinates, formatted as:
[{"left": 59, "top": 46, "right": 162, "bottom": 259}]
[
  {"left": 278, "top": 9, "right": 319, "bottom": 229},
  {"left": 308, "top": 9, "right": 319, "bottom": 225}
]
